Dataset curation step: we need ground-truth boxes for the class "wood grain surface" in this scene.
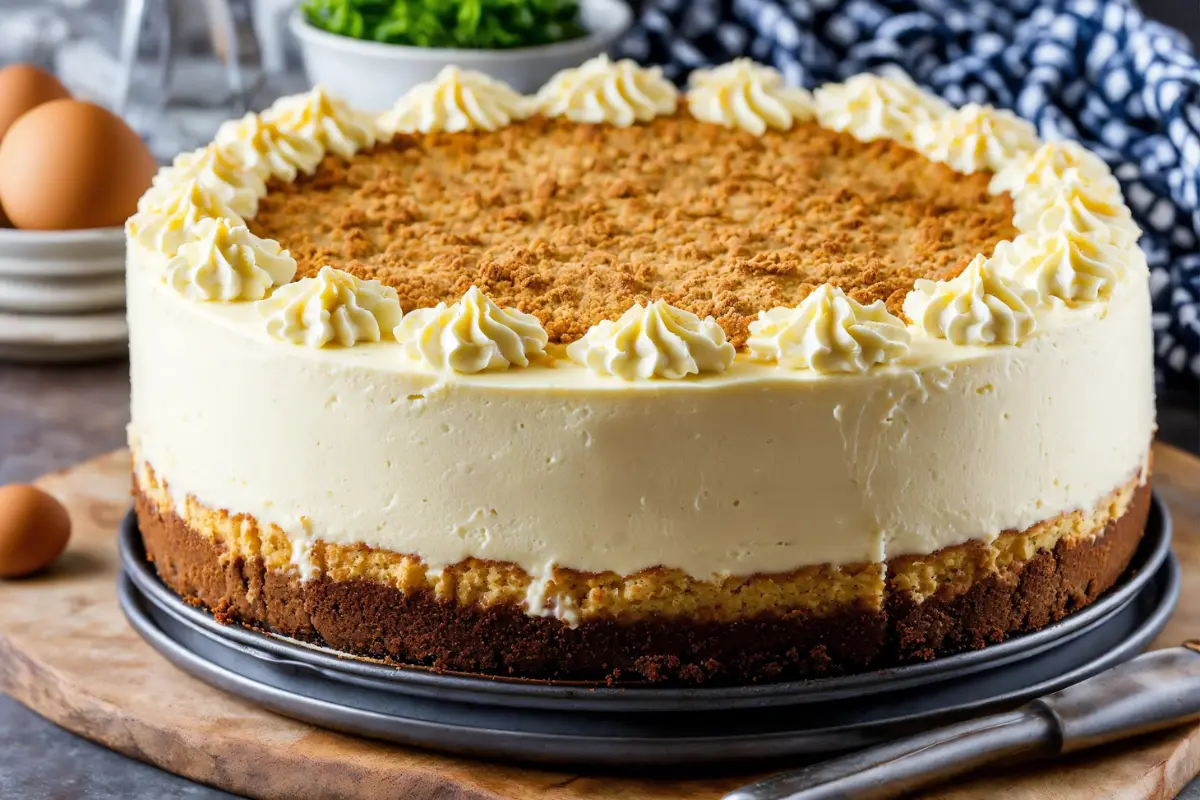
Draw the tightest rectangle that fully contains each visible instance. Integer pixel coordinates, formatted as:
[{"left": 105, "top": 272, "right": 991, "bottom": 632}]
[{"left": 0, "top": 443, "right": 1197, "bottom": 800}]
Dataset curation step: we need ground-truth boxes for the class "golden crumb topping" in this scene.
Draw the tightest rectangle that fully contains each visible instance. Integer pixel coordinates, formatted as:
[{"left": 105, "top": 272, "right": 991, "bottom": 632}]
[{"left": 249, "top": 114, "right": 1016, "bottom": 346}]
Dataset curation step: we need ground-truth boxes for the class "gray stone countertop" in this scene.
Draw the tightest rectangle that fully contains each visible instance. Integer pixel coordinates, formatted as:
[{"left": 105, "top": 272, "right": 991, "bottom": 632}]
[{"left": 0, "top": 360, "right": 237, "bottom": 799}]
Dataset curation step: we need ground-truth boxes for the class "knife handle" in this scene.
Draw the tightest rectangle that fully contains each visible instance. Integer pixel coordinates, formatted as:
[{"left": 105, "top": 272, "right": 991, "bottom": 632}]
[
  {"left": 724, "top": 645, "right": 1200, "bottom": 800},
  {"left": 722, "top": 709, "right": 1056, "bottom": 800},
  {"left": 1038, "top": 644, "right": 1200, "bottom": 753}
]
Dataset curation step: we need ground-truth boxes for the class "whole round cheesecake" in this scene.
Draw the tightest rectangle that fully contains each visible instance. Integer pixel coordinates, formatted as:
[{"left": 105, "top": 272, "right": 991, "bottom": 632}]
[{"left": 127, "top": 58, "right": 1155, "bottom": 684}]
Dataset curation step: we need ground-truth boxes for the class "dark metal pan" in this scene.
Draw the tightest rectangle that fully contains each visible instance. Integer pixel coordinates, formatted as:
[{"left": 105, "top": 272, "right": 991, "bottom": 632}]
[{"left": 118, "top": 552, "right": 1180, "bottom": 766}]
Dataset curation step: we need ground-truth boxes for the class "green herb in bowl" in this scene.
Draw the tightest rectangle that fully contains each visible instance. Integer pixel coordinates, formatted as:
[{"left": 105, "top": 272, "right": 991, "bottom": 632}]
[{"left": 301, "top": 0, "right": 588, "bottom": 49}]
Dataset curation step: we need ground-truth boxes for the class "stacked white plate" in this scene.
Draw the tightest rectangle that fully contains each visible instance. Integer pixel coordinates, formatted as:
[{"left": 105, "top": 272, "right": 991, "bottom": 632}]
[{"left": 0, "top": 226, "right": 128, "bottom": 362}]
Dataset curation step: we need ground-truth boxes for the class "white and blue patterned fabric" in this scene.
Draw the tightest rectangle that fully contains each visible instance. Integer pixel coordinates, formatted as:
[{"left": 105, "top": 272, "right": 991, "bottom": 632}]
[{"left": 616, "top": 0, "right": 1200, "bottom": 388}]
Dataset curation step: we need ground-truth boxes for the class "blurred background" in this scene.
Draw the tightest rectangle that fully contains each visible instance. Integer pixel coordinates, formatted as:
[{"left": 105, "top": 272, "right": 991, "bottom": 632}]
[
  {"left": 0, "top": 0, "right": 306, "bottom": 161},
  {"left": 4, "top": 1, "right": 1189, "bottom": 159}
]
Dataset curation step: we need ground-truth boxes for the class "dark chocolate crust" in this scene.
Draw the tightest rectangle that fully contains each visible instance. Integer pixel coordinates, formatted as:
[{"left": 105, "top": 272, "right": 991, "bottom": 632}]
[
  {"left": 888, "top": 483, "right": 1151, "bottom": 662},
  {"left": 134, "top": 483, "right": 1150, "bottom": 685}
]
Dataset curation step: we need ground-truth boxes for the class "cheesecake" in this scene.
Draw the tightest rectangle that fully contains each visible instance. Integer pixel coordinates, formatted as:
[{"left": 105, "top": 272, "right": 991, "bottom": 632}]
[{"left": 126, "top": 58, "right": 1155, "bottom": 684}]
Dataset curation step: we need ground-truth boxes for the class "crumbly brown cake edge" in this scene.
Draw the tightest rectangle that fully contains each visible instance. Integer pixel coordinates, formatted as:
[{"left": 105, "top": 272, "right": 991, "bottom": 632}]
[{"left": 133, "top": 482, "right": 1150, "bottom": 685}]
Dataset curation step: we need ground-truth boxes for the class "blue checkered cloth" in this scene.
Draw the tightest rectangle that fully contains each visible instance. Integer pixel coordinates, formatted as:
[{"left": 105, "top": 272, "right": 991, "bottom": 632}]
[{"left": 615, "top": 0, "right": 1200, "bottom": 388}]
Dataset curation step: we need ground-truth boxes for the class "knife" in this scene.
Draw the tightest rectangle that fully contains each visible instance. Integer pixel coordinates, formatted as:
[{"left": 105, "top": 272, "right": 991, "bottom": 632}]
[{"left": 725, "top": 642, "right": 1200, "bottom": 800}]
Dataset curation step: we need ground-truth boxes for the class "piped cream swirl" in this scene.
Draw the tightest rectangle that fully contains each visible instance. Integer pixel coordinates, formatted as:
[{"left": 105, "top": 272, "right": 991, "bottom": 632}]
[
  {"left": 1012, "top": 170, "right": 1140, "bottom": 247},
  {"left": 748, "top": 284, "right": 910, "bottom": 372},
  {"left": 567, "top": 300, "right": 734, "bottom": 380},
  {"left": 903, "top": 254, "right": 1038, "bottom": 346},
  {"left": 912, "top": 103, "right": 1039, "bottom": 174},
  {"left": 128, "top": 180, "right": 245, "bottom": 256},
  {"left": 393, "top": 286, "right": 549, "bottom": 372},
  {"left": 813, "top": 71, "right": 949, "bottom": 143},
  {"left": 379, "top": 67, "right": 529, "bottom": 134},
  {"left": 686, "top": 59, "right": 814, "bottom": 135},
  {"left": 990, "top": 139, "right": 1117, "bottom": 196},
  {"left": 141, "top": 145, "right": 266, "bottom": 218},
  {"left": 214, "top": 112, "right": 326, "bottom": 183},
  {"left": 165, "top": 217, "right": 295, "bottom": 302},
  {"left": 258, "top": 266, "right": 402, "bottom": 348},
  {"left": 990, "top": 232, "right": 1130, "bottom": 305},
  {"left": 534, "top": 55, "right": 678, "bottom": 127},
  {"left": 263, "top": 86, "right": 377, "bottom": 160}
]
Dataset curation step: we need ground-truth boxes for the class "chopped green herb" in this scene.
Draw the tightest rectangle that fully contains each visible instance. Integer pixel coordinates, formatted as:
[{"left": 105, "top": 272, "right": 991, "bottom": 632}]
[{"left": 302, "top": 0, "right": 587, "bottom": 49}]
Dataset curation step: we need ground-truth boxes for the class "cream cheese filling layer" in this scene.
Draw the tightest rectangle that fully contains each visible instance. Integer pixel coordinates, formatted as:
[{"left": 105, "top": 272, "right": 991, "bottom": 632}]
[{"left": 127, "top": 245, "right": 1154, "bottom": 580}]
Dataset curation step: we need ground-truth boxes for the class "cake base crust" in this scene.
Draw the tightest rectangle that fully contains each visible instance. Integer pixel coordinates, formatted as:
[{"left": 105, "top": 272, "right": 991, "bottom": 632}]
[
  {"left": 888, "top": 482, "right": 1149, "bottom": 662},
  {"left": 134, "top": 482, "right": 1150, "bottom": 685}
]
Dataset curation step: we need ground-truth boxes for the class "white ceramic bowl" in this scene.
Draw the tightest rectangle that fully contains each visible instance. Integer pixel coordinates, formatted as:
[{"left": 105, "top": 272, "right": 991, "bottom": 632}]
[
  {"left": 289, "top": 0, "right": 634, "bottom": 111},
  {"left": 0, "top": 309, "right": 128, "bottom": 363},
  {"left": 0, "top": 226, "right": 126, "bottom": 319},
  {"left": 0, "top": 273, "right": 126, "bottom": 314},
  {"left": 0, "top": 226, "right": 125, "bottom": 278}
]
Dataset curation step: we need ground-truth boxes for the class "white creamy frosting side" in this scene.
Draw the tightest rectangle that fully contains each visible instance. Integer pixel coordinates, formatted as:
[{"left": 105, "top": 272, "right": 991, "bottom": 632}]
[
  {"left": 566, "top": 300, "right": 735, "bottom": 380},
  {"left": 747, "top": 284, "right": 910, "bottom": 372},
  {"left": 813, "top": 71, "right": 949, "bottom": 143},
  {"left": 214, "top": 112, "right": 326, "bottom": 183},
  {"left": 127, "top": 242, "right": 1155, "bottom": 578},
  {"left": 164, "top": 217, "right": 295, "bottom": 302},
  {"left": 912, "top": 103, "right": 1039, "bottom": 174},
  {"left": 394, "top": 286, "right": 548, "bottom": 372},
  {"left": 125, "top": 76, "right": 1154, "bottom": 590},
  {"left": 263, "top": 86, "right": 378, "bottom": 160},
  {"left": 258, "top": 265, "right": 402, "bottom": 348},
  {"left": 686, "top": 59, "right": 814, "bottom": 135},
  {"left": 534, "top": 55, "right": 678, "bottom": 126},
  {"left": 379, "top": 66, "right": 529, "bottom": 134},
  {"left": 904, "top": 254, "right": 1038, "bottom": 345},
  {"left": 127, "top": 180, "right": 246, "bottom": 257}
]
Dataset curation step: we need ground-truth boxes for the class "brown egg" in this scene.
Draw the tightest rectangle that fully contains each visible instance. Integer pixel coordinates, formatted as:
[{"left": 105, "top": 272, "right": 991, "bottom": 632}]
[
  {"left": 0, "top": 63, "right": 70, "bottom": 143},
  {"left": 0, "top": 484, "right": 71, "bottom": 578},
  {"left": 0, "top": 99, "right": 157, "bottom": 230}
]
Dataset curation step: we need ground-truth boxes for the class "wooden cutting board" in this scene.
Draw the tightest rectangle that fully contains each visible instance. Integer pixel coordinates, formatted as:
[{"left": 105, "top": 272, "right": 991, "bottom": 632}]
[{"left": 1, "top": 443, "right": 1199, "bottom": 800}]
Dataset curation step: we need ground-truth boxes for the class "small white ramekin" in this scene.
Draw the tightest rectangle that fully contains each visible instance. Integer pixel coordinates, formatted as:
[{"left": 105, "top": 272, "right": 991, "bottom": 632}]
[{"left": 289, "top": 0, "right": 633, "bottom": 111}]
